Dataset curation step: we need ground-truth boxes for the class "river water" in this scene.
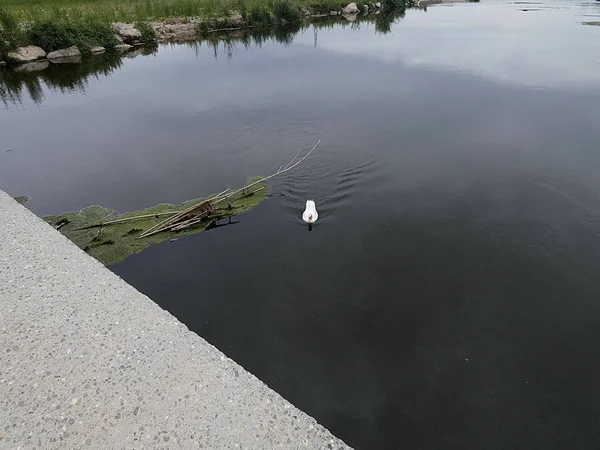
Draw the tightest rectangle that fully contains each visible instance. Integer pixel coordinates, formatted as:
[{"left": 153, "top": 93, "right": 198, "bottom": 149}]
[{"left": 2, "top": 1, "right": 600, "bottom": 448}]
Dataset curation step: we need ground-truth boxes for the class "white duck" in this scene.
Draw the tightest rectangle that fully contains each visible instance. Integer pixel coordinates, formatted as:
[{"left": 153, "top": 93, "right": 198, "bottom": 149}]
[{"left": 302, "top": 200, "right": 318, "bottom": 224}]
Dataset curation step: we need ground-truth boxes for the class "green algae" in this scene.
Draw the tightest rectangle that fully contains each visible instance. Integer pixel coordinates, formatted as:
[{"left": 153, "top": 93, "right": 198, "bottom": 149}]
[
  {"left": 14, "top": 195, "right": 30, "bottom": 205},
  {"left": 43, "top": 178, "right": 267, "bottom": 266}
]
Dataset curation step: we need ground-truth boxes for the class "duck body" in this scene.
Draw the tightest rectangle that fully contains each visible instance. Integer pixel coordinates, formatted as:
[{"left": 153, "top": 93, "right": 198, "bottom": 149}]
[{"left": 302, "top": 200, "right": 318, "bottom": 224}]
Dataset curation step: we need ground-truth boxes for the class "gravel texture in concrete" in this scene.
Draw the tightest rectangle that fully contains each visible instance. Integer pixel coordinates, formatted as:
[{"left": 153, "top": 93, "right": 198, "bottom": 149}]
[{"left": 0, "top": 190, "right": 352, "bottom": 450}]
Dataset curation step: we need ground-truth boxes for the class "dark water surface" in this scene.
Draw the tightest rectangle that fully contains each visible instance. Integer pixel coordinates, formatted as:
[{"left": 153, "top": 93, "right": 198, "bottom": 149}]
[{"left": 2, "top": 1, "right": 600, "bottom": 448}]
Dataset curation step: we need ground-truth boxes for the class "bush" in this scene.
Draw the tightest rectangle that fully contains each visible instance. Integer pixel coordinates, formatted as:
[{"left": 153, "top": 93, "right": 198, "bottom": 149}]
[
  {"left": 76, "top": 20, "right": 118, "bottom": 50},
  {"left": 28, "top": 22, "right": 74, "bottom": 52},
  {"left": 246, "top": 4, "right": 274, "bottom": 27},
  {"left": 136, "top": 21, "right": 156, "bottom": 43},
  {"left": 28, "top": 20, "right": 118, "bottom": 53},
  {"left": 272, "top": 0, "right": 301, "bottom": 23}
]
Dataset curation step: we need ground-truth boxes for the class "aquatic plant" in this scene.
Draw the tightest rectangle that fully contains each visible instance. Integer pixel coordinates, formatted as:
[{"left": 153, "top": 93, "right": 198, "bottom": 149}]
[
  {"left": 42, "top": 140, "right": 320, "bottom": 265},
  {"left": 45, "top": 180, "right": 268, "bottom": 265}
]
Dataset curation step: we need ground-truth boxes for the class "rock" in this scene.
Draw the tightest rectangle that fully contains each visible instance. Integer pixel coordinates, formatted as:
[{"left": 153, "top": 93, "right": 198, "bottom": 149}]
[
  {"left": 0, "top": 60, "right": 6, "bottom": 67},
  {"left": 6, "top": 46, "right": 46, "bottom": 63},
  {"left": 114, "top": 33, "right": 124, "bottom": 44},
  {"left": 47, "top": 47, "right": 82, "bottom": 60},
  {"left": 13, "top": 60, "right": 49, "bottom": 73},
  {"left": 362, "top": 4, "right": 369, "bottom": 12},
  {"left": 228, "top": 13, "right": 245, "bottom": 27},
  {"left": 342, "top": 2, "right": 360, "bottom": 14},
  {"left": 112, "top": 22, "right": 142, "bottom": 44},
  {"left": 114, "top": 44, "right": 133, "bottom": 52},
  {"left": 90, "top": 47, "right": 106, "bottom": 54},
  {"left": 375, "top": 2, "right": 381, "bottom": 7},
  {"left": 155, "top": 22, "right": 198, "bottom": 41},
  {"left": 329, "top": 10, "right": 340, "bottom": 14},
  {"left": 171, "top": 17, "right": 183, "bottom": 25},
  {"left": 342, "top": 12, "right": 358, "bottom": 21}
]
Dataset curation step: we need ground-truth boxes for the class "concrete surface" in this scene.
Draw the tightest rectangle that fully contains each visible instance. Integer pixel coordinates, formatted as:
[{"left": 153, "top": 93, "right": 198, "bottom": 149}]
[{"left": 0, "top": 190, "right": 352, "bottom": 450}]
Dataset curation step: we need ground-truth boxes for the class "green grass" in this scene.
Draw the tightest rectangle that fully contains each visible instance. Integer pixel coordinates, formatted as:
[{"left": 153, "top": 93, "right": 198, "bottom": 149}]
[
  {"left": 0, "top": 7, "right": 22, "bottom": 59},
  {"left": 272, "top": 0, "right": 301, "bottom": 24},
  {"left": 135, "top": 21, "right": 157, "bottom": 42}
]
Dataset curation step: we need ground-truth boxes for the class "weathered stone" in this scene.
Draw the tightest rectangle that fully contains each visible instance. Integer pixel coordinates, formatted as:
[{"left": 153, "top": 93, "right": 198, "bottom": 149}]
[
  {"left": 13, "top": 60, "right": 49, "bottom": 73},
  {"left": 6, "top": 46, "right": 46, "bottom": 63},
  {"left": 329, "top": 10, "right": 340, "bottom": 14},
  {"left": 342, "top": 12, "right": 358, "bottom": 21},
  {"left": 90, "top": 47, "right": 106, "bottom": 54},
  {"left": 0, "top": 60, "right": 6, "bottom": 67},
  {"left": 152, "top": 21, "right": 198, "bottom": 41},
  {"left": 362, "top": 4, "right": 369, "bottom": 12},
  {"left": 114, "top": 33, "right": 124, "bottom": 44},
  {"left": 112, "top": 22, "right": 142, "bottom": 44},
  {"left": 343, "top": 2, "right": 360, "bottom": 13},
  {"left": 228, "top": 13, "right": 245, "bottom": 27},
  {"left": 47, "top": 47, "right": 81, "bottom": 60},
  {"left": 171, "top": 17, "right": 183, "bottom": 25},
  {"left": 375, "top": 2, "right": 381, "bottom": 7},
  {"left": 114, "top": 44, "right": 133, "bottom": 52}
]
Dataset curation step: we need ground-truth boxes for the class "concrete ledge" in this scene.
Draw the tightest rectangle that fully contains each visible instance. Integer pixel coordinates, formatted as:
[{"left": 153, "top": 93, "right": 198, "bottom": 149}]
[{"left": 0, "top": 190, "right": 351, "bottom": 450}]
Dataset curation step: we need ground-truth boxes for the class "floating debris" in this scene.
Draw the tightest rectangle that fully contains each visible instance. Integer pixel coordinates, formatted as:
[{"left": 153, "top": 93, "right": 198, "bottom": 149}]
[
  {"left": 44, "top": 140, "right": 320, "bottom": 265},
  {"left": 44, "top": 181, "right": 267, "bottom": 266}
]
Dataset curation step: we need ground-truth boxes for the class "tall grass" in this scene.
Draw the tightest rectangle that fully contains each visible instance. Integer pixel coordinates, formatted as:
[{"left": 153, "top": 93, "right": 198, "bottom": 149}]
[
  {"left": 0, "top": 8, "right": 21, "bottom": 59},
  {"left": 271, "top": 0, "right": 301, "bottom": 24},
  {"left": 2, "top": 0, "right": 406, "bottom": 23},
  {"left": 28, "top": 20, "right": 119, "bottom": 53}
]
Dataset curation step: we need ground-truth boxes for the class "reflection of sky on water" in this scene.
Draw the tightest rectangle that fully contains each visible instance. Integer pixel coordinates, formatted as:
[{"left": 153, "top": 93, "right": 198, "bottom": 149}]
[{"left": 296, "top": 0, "right": 600, "bottom": 90}]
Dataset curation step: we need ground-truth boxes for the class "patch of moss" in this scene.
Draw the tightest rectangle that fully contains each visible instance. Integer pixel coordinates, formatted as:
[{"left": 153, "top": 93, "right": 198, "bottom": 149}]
[{"left": 44, "top": 178, "right": 267, "bottom": 266}]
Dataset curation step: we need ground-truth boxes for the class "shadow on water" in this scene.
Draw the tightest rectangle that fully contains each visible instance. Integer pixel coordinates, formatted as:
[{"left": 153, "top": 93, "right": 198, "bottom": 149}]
[
  {"left": 0, "top": 9, "right": 410, "bottom": 106},
  {"left": 0, "top": 45, "right": 158, "bottom": 107},
  {"left": 195, "top": 8, "right": 411, "bottom": 56}
]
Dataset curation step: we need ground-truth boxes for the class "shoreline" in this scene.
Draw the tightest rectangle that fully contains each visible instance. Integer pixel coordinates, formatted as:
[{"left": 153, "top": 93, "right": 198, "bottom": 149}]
[
  {"left": 1, "top": 0, "right": 410, "bottom": 67},
  {"left": 0, "top": 8, "right": 384, "bottom": 69}
]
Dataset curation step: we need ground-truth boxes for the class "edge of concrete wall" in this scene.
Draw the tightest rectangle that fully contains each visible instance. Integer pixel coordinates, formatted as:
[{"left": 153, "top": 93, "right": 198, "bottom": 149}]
[{"left": 0, "top": 190, "right": 352, "bottom": 450}]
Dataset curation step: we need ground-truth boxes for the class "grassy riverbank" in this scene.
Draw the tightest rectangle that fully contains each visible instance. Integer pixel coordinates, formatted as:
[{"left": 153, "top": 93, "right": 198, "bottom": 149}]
[
  {"left": 3, "top": 0, "right": 391, "bottom": 22},
  {"left": 1, "top": 0, "right": 410, "bottom": 60}
]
